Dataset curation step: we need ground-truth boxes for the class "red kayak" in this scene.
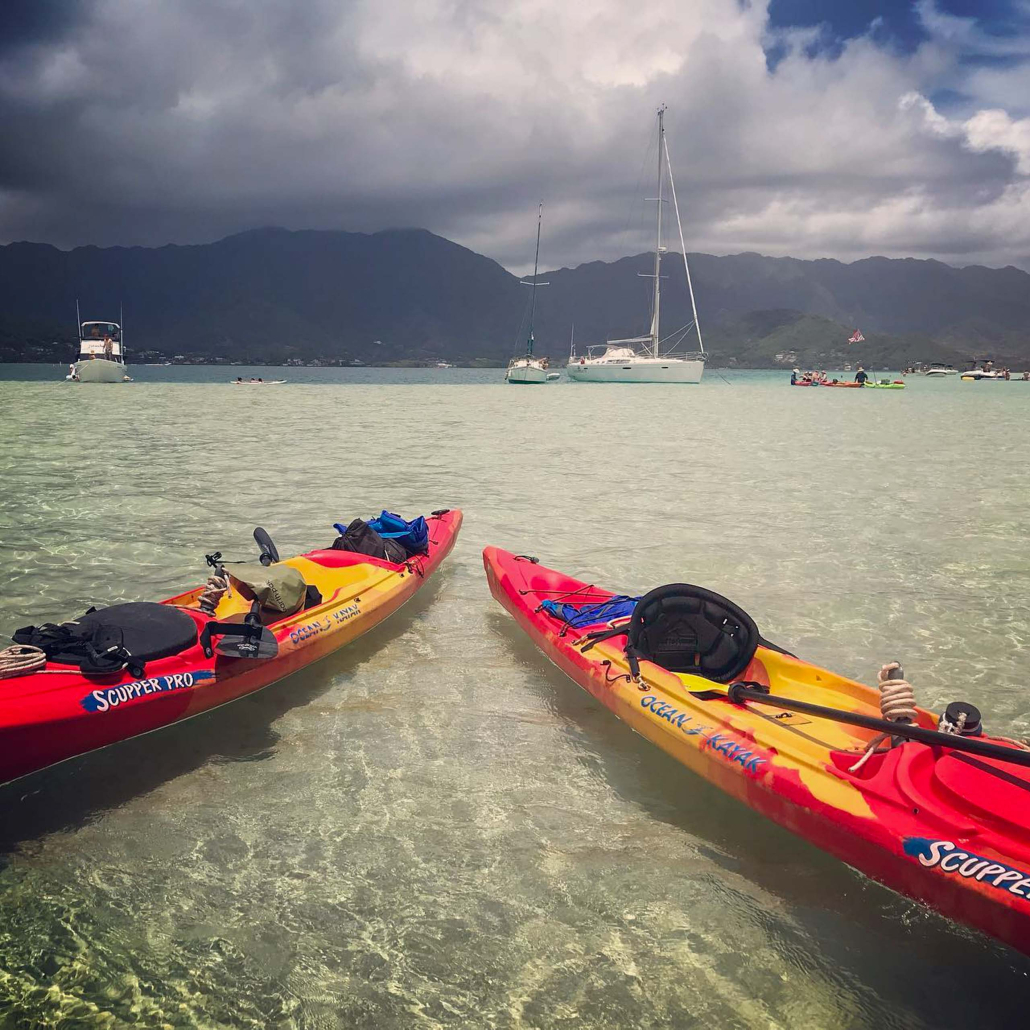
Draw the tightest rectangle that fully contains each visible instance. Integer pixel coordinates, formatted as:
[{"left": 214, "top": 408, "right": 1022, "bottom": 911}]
[
  {"left": 0, "top": 511, "right": 461, "bottom": 786},
  {"left": 484, "top": 546, "right": 1030, "bottom": 956}
]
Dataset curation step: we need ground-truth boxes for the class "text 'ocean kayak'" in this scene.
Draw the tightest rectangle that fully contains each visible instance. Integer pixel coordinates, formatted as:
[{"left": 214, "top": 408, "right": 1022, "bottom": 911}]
[
  {"left": 484, "top": 546, "right": 1030, "bottom": 957},
  {"left": 0, "top": 510, "right": 462, "bottom": 786}
]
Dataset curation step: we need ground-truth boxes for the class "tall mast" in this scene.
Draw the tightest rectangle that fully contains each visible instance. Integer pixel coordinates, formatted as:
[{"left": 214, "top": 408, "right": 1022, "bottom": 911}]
[
  {"left": 650, "top": 106, "right": 665, "bottom": 358},
  {"left": 528, "top": 202, "right": 543, "bottom": 356},
  {"left": 518, "top": 202, "right": 549, "bottom": 358}
]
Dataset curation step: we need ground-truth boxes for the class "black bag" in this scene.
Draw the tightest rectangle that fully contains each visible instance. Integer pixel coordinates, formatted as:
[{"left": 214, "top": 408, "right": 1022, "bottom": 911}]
[
  {"left": 13, "top": 621, "right": 131, "bottom": 675},
  {"left": 330, "top": 519, "right": 407, "bottom": 563}
]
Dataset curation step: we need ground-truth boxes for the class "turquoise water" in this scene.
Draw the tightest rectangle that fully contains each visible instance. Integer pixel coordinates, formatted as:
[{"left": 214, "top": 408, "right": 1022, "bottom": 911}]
[{"left": 1, "top": 366, "right": 1029, "bottom": 1027}]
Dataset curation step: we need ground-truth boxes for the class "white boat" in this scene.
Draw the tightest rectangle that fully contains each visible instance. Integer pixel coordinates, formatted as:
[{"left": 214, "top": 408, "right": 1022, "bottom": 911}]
[
  {"left": 960, "top": 367, "right": 1006, "bottom": 380},
  {"left": 69, "top": 303, "right": 128, "bottom": 383},
  {"left": 505, "top": 204, "right": 555, "bottom": 385},
  {"left": 506, "top": 359, "right": 550, "bottom": 384},
  {"left": 230, "top": 378, "right": 287, "bottom": 385},
  {"left": 925, "top": 363, "right": 958, "bottom": 376},
  {"left": 567, "top": 106, "right": 706, "bottom": 385}
]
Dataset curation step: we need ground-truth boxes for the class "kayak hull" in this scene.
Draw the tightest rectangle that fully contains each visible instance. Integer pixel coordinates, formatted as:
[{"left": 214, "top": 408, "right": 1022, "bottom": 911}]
[
  {"left": 0, "top": 511, "right": 462, "bottom": 785},
  {"left": 483, "top": 546, "right": 1030, "bottom": 956}
]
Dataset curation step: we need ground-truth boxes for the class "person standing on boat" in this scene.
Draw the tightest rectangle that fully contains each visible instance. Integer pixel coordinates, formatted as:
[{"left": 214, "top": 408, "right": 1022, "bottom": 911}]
[{"left": 855, "top": 366, "right": 869, "bottom": 385}]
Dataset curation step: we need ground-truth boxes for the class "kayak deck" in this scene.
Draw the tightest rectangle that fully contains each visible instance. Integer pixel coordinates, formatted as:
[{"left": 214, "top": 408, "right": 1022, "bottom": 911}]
[
  {"left": 0, "top": 512, "right": 462, "bottom": 785},
  {"left": 483, "top": 545, "right": 1030, "bottom": 956}
]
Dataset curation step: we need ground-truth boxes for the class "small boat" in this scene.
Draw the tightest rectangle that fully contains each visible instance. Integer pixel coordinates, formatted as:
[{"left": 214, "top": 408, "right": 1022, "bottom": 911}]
[
  {"left": 790, "top": 371, "right": 861, "bottom": 388},
  {"left": 230, "top": 378, "right": 287, "bottom": 385},
  {"left": 568, "top": 106, "right": 706, "bottom": 384},
  {"left": 505, "top": 204, "right": 555, "bottom": 385},
  {"left": 70, "top": 302, "right": 128, "bottom": 383},
  {"left": 546, "top": 371, "right": 561, "bottom": 381},
  {"left": 484, "top": 546, "right": 1030, "bottom": 957},
  {"left": 0, "top": 511, "right": 462, "bottom": 786},
  {"left": 864, "top": 380, "right": 906, "bottom": 389},
  {"left": 924, "top": 363, "right": 957, "bottom": 376},
  {"left": 961, "top": 369, "right": 1006, "bottom": 381}
]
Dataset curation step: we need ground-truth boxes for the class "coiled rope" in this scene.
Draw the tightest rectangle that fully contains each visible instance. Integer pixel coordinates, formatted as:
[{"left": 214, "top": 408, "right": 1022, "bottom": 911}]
[
  {"left": 0, "top": 644, "right": 47, "bottom": 679},
  {"left": 198, "top": 574, "right": 229, "bottom": 614},
  {"left": 849, "top": 663, "right": 917, "bottom": 773}
]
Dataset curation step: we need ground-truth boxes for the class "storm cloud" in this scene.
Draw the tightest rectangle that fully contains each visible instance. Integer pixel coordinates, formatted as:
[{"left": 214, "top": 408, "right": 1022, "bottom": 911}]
[{"left": 0, "top": 0, "right": 1028, "bottom": 272}]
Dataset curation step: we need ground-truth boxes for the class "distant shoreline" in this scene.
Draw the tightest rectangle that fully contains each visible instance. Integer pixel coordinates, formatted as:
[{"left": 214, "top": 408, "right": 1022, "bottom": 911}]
[{"left": 0, "top": 358, "right": 903, "bottom": 371}]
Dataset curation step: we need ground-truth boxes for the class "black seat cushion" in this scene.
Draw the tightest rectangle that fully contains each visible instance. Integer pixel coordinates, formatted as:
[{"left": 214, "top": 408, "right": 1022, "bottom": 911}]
[
  {"left": 75, "top": 602, "right": 198, "bottom": 661},
  {"left": 627, "top": 584, "right": 759, "bottom": 683}
]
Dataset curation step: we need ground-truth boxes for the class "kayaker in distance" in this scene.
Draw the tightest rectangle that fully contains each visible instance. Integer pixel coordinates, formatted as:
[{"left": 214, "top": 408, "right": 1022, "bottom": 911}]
[{"left": 855, "top": 366, "right": 869, "bottom": 385}]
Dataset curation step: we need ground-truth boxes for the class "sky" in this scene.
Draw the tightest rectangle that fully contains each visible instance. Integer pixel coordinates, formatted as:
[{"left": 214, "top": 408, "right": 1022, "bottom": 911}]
[{"left": 1, "top": 0, "right": 1029, "bottom": 273}]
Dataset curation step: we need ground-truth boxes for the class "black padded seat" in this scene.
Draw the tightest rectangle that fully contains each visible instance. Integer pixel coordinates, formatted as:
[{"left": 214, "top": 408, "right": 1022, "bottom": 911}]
[
  {"left": 75, "top": 602, "right": 198, "bottom": 661},
  {"left": 626, "top": 584, "right": 759, "bottom": 683}
]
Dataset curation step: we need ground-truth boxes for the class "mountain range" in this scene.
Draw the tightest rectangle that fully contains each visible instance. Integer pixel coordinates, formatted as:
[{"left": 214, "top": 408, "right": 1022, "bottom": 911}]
[{"left": 2, "top": 227, "right": 1028, "bottom": 367}]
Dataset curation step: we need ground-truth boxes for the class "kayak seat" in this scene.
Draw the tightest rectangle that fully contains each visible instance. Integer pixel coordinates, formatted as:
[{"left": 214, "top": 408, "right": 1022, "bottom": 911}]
[
  {"left": 14, "top": 602, "right": 199, "bottom": 672},
  {"left": 627, "top": 584, "right": 759, "bottom": 683},
  {"left": 77, "top": 603, "right": 199, "bottom": 661}
]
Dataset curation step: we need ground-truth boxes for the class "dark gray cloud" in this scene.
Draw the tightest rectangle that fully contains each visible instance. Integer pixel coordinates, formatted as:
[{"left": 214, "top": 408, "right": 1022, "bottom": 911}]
[
  {"left": 0, "top": 0, "right": 1028, "bottom": 272},
  {"left": 0, "top": 1, "right": 89, "bottom": 55}
]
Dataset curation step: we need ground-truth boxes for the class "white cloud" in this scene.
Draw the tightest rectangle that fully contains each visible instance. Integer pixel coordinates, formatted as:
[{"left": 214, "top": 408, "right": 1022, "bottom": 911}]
[
  {"left": 964, "top": 109, "right": 1030, "bottom": 173},
  {"left": 0, "top": 0, "right": 1028, "bottom": 271}
]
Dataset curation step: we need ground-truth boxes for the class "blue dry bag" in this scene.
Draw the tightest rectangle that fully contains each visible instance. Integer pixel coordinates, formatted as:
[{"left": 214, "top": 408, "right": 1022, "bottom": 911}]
[
  {"left": 366, "top": 511, "right": 430, "bottom": 556},
  {"left": 540, "top": 595, "right": 640, "bottom": 629}
]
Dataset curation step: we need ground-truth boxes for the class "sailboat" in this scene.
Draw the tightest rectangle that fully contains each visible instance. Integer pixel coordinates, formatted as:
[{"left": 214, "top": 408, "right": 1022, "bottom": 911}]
[
  {"left": 568, "top": 105, "right": 706, "bottom": 383},
  {"left": 505, "top": 204, "right": 554, "bottom": 385}
]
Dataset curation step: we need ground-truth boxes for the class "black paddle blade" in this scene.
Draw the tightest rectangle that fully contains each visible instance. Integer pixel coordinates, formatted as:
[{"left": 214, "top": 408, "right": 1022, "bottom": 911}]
[
  {"left": 214, "top": 627, "right": 279, "bottom": 659},
  {"left": 254, "top": 527, "right": 280, "bottom": 566}
]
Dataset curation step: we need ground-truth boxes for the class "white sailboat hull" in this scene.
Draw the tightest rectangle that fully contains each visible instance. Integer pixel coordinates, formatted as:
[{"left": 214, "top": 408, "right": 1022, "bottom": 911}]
[
  {"left": 506, "top": 362, "right": 550, "bottom": 384},
  {"left": 74, "top": 358, "right": 125, "bottom": 383},
  {"left": 567, "top": 357, "right": 704, "bottom": 383}
]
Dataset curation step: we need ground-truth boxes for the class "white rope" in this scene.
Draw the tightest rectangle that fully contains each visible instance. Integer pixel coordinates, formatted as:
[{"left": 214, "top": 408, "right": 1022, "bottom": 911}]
[
  {"left": 849, "top": 663, "right": 917, "bottom": 773},
  {"left": 938, "top": 710, "right": 968, "bottom": 735},
  {"left": 0, "top": 644, "right": 47, "bottom": 679}
]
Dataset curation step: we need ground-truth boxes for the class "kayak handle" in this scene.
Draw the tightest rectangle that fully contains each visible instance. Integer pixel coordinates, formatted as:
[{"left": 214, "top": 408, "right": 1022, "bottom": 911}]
[{"left": 726, "top": 683, "right": 1030, "bottom": 769}]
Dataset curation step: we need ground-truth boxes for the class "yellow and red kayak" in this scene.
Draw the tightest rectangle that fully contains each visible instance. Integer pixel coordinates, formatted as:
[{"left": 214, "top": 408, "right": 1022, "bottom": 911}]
[
  {"left": 0, "top": 511, "right": 461, "bottom": 786},
  {"left": 484, "top": 546, "right": 1030, "bottom": 956}
]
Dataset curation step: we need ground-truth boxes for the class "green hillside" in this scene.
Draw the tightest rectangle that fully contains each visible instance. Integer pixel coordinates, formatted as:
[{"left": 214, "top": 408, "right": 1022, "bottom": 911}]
[{"left": 1, "top": 229, "right": 1028, "bottom": 367}]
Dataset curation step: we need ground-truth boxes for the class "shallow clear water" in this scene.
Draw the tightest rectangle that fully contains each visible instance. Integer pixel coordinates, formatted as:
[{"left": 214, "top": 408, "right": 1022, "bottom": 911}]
[{"left": 1, "top": 367, "right": 1029, "bottom": 1028}]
